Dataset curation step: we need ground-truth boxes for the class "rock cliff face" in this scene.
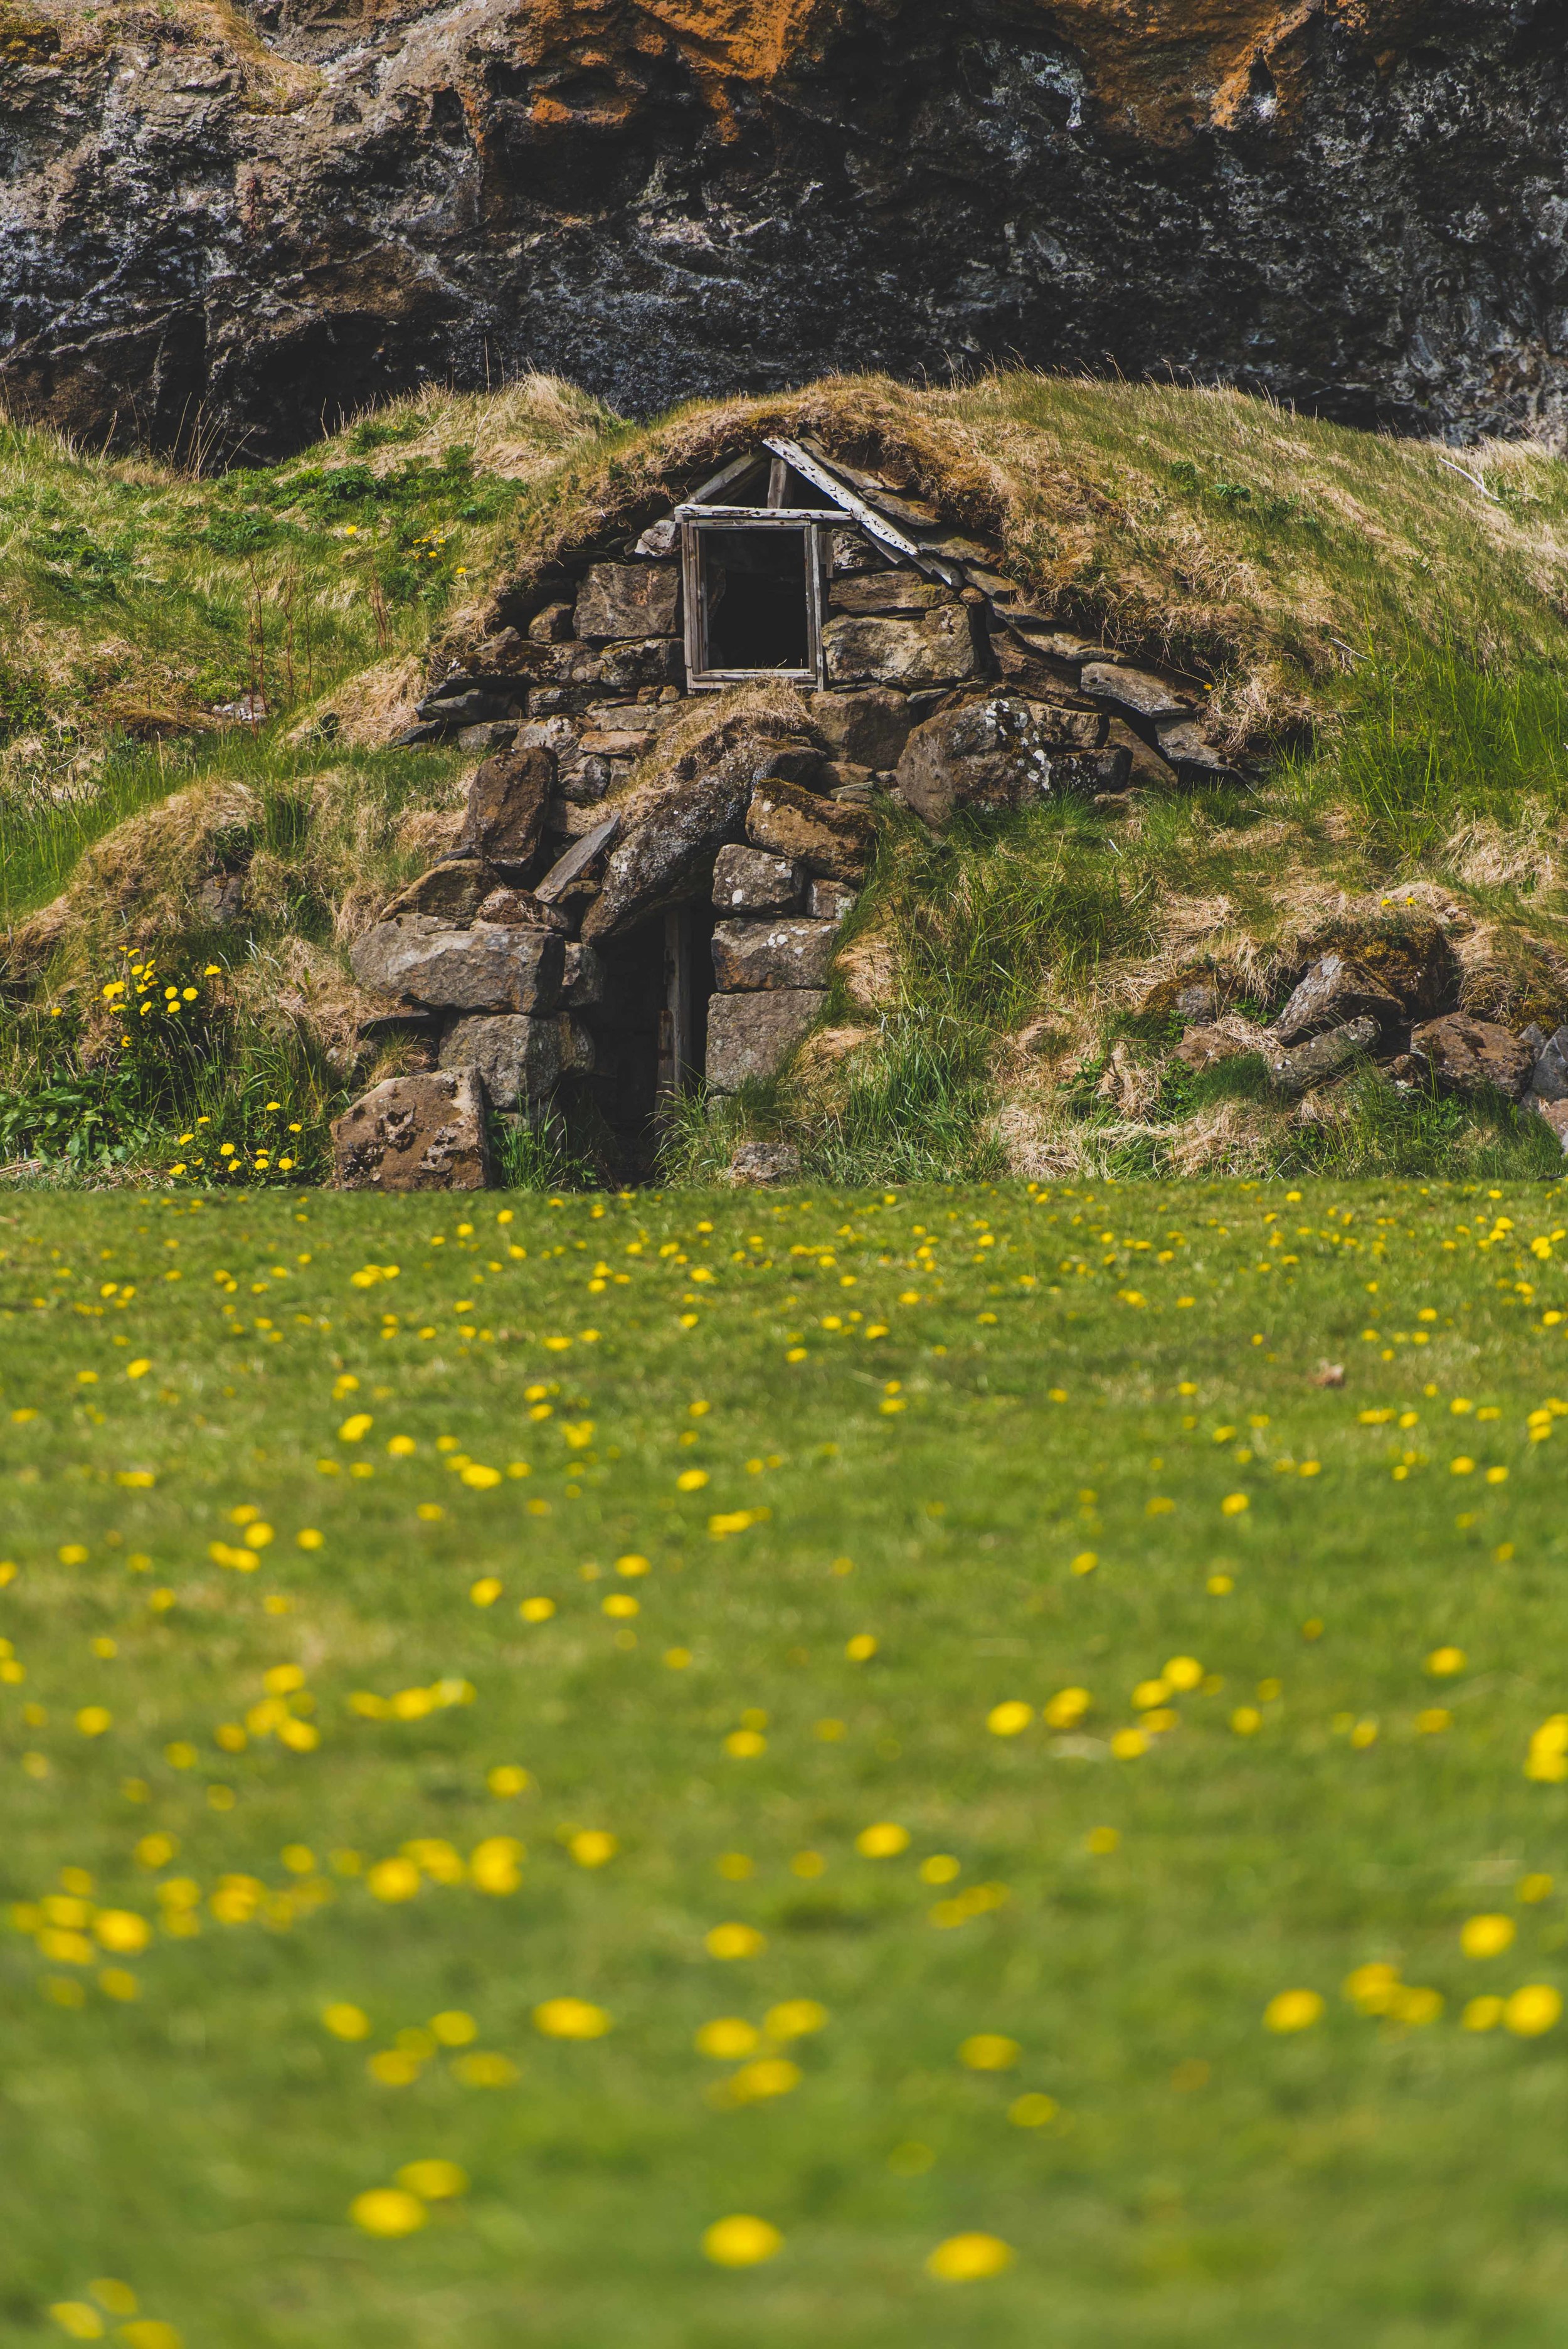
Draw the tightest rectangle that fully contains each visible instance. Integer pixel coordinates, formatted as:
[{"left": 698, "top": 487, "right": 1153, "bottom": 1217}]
[{"left": 1, "top": 0, "right": 1563, "bottom": 459}]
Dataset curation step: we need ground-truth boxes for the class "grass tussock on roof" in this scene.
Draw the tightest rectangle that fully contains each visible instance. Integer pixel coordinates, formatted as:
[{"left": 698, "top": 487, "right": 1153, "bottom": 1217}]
[{"left": 450, "top": 371, "right": 1568, "bottom": 740}]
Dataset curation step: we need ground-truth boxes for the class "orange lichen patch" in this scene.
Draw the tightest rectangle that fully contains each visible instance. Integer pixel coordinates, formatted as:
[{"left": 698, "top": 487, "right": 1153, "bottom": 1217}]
[{"left": 58, "top": 0, "right": 1436, "bottom": 149}]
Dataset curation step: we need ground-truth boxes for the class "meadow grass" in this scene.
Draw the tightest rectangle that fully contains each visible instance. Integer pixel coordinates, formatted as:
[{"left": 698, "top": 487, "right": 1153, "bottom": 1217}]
[{"left": 4, "top": 1175, "right": 1568, "bottom": 2346}]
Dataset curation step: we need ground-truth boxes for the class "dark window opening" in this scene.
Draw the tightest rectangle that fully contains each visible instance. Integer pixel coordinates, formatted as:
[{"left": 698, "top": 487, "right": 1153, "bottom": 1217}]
[
  {"left": 702, "top": 526, "right": 808, "bottom": 671},
  {"left": 682, "top": 517, "right": 825, "bottom": 686}
]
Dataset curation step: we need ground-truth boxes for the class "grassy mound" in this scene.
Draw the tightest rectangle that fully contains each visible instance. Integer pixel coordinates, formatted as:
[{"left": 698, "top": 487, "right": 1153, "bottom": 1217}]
[
  {"left": 3, "top": 1177, "right": 1567, "bottom": 2345},
  {"left": 2, "top": 373, "right": 1567, "bottom": 1185}
]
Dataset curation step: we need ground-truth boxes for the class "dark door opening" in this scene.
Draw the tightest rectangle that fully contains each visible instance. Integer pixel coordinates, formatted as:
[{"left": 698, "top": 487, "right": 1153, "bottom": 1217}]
[{"left": 563, "top": 901, "right": 716, "bottom": 1184}]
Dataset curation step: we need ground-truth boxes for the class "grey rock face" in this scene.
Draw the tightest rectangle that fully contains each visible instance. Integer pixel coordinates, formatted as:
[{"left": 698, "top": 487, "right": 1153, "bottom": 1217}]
[
  {"left": 895, "top": 692, "right": 1100, "bottom": 827},
  {"left": 807, "top": 878, "right": 857, "bottom": 923},
  {"left": 711, "top": 916, "right": 840, "bottom": 991},
  {"left": 1409, "top": 1012, "right": 1536, "bottom": 1101},
  {"left": 4, "top": 8, "right": 1565, "bottom": 460},
  {"left": 706, "top": 990, "right": 827, "bottom": 1091},
  {"left": 1155, "top": 719, "right": 1236, "bottom": 773},
  {"left": 534, "top": 815, "right": 622, "bottom": 904},
  {"left": 439, "top": 1012, "right": 564, "bottom": 1109},
  {"left": 1536, "top": 1099, "right": 1568, "bottom": 1153},
  {"left": 581, "top": 763, "right": 750, "bottom": 943},
  {"left": 574, "top": 563, "right": 680, "bottom": 641},
  {"left": 712, "top": 844, "right": 805, "bottom": 914},
  {"left": 746, "top": 778, "right": 876, "bottom": 883},
  {"left": 811, "top": 690, "right": 915, "bottom": 772},
  {"left": 475, "top": 886, "right": 573, "bottom": 932},
  {"left": 1273, "top": 954, "right": 1404, "bottom": 1044},
  {"left": 383, "top": 858, "right": 497, "bottom": 925},
  {"left": 561, "top": 942, "right": 607, "bottom": 1005},
  {"left": 828, "top": 569, "right": 952, "bottom": 615},
  {"left": 350, "top": 916, "right": 565, "bottom": 1014},
  {"left": 1080, "top": 663, "right": 1194, "bottom": 719},
  {"left": 1530, "top": 1025, "right": 1568, "bottom": 1103},
  {"left": 729, "top": 1140, "right": 803, "bottom": 1184},
  {"left": 332, "top": 1070, "right": 490, "bottom": 1192},
  {"left": 823, "top": 608, "right": 978, "bottom": 689},
  {"left": 1264, "top": 1016, "right": 1380, "bottom": 1095},
  {"left": 455, "top": 745, "right": 553, "bottom": 875},
  {"left": 1104, "top": 718, "right": 1179, "bottom": 791}
]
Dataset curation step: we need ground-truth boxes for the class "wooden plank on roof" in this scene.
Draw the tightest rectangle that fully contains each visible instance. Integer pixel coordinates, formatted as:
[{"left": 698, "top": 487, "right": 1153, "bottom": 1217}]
[
  {"left": 686, "top": 451, "right": 768, "bottom": 506},
  {"left": 760, "top": 437, "right": 926, "bottom": 566},
  {"left": 674, "top": 505, "right": 835, "bottom": 523}
]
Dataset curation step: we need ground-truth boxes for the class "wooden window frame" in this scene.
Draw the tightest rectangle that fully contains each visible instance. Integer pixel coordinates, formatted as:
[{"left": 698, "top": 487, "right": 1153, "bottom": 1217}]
[{"left": 676, "top": 510, "right": 827, "bottom": 691}]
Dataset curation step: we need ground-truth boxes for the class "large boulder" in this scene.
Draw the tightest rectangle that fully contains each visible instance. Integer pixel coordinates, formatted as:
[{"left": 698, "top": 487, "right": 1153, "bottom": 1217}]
[
  {"left": 580, "top": 765, "right": 751, "bottom": 943},
  {"left": 712, "top": 917, "right": 840, "bottom": 991},
  {"left": 1273, "top": 954, "right": 1404, "bottom": 1044},
  {"left": 439, "top": 1013, "right": 564, "bottom": 1109},
  {"left": 706, "top": 989, "right": 827, "bottom": 1090},
  {"left": 1310, "top": 908, "right": 1455, "bottom": 1017},
  {"left": 453, "top": 745, "right": 552, "bottom": 878},
  {"left": 746, "top": 778, "right": 876, "bottom": 883},
  {"left": 332, "top": 1070, "right": 490, "bottom": 1191},
  {"left": 823, "top": 606, "right": 978, "bottom": 688},
  {"left": 1409, "top": 1013, "right": 1535, "bottom": 1101},
  {"left": 349, "top": 916, "right": 564, "bottom": 1014},
  {"left": 574, "top": 561, "right": 680, "bottom": 640},
  {"left": 896, "top": 693, "right": 1103, "bottom": 827}
]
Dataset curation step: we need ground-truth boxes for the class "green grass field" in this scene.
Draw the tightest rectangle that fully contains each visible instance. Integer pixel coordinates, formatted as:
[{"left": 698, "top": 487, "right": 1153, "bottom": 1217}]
[{"left": 5, "top": 1174, "right": 1568, "bottom": 2348}]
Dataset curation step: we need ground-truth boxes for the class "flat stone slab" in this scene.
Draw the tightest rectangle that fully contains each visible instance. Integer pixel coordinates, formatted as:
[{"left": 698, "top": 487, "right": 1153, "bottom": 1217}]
[
  {"left": 332, "top": 1069, "right": 490, "bottom": 1190},
  {"left": 1081, "top": 662, "right": 1195, "bottom": 719},
  {"left": 823, "top": 606, "right": 978, "bottom": 689},
  {"left": 350, "top": 915, "right": 564, "bottom": 1014},
  {"left": 706, "top": 989, "right": 826, "bottom": 1091},
  {"left": 574, "top": 560, "right": 680, "bottom": 640},
  {"left": 712, "top": 916, "right": 840, "bottom": 991},
  {"left": 747, "top": 778, "right": 875, "bottom": 883}
]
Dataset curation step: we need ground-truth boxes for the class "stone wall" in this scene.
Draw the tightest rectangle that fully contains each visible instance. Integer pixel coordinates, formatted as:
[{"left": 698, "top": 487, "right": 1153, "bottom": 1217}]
[{"left": 333, "top": 499, "right": 1237, "bottom": 1183}]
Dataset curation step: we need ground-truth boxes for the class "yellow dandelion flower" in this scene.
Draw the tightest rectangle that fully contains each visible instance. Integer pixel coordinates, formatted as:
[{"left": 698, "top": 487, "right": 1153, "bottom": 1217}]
[
  {"left": 702, "top": 2215, "right": 781, "bottom": 2267},
  {"left": 926, "top": 2233, "right": 1014, "bottom": 2281},
  {"left": 350, "top": 2188, "right": 426, "bottom": 2237}
]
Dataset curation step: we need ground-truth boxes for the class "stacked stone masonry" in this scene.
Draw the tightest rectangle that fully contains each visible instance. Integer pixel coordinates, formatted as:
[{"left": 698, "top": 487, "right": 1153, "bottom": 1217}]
[{"left": 334, "top": 439, "right": 1239, "bottom": 1187}]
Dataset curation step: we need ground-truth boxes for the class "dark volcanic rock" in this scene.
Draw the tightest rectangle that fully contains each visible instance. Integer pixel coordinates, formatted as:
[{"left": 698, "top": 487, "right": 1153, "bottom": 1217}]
[
  {"left": 2, "top": 4, "right": 1564, "bottom": 459},
  {"left": 1272, "top": 954, "right": 1404, "bottom": 1044},
  {"left": 896, "top": 692, "right": 1104, "bottom": 825},
  {"left": 332, "top": 1069, "right": 491, "bottom": 1191},
  {"left": 580, "top": 766, "right": 750, "bottom": 943},
  {"left": 1409, "top": 1013, "right": 1536, "bottom": 1101},
  {"left": 455, "top": 745, "right": 553, "bottom": 878}
]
